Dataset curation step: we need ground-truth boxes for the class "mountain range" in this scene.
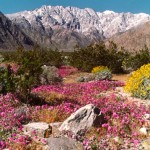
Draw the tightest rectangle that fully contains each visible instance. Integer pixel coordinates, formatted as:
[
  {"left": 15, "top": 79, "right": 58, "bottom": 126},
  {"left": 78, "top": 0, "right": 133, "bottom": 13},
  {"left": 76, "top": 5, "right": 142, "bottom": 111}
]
[{"left": 1, "top": 5, "right": 150, "bottom": 51}]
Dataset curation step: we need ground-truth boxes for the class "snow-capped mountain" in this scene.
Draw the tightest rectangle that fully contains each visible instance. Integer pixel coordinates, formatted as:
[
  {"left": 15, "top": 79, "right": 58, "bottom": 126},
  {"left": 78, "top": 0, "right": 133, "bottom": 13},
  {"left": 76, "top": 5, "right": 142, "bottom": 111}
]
[{"left": 6, "top": 5, "right": 150, "bottom": 51}]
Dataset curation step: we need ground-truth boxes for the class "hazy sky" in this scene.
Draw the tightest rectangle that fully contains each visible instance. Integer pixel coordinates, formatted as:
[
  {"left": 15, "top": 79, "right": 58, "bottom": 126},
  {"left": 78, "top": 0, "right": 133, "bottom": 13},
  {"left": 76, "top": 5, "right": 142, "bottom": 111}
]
[{"left": 1, "top": 0, "right": 150, "bottom": 14}]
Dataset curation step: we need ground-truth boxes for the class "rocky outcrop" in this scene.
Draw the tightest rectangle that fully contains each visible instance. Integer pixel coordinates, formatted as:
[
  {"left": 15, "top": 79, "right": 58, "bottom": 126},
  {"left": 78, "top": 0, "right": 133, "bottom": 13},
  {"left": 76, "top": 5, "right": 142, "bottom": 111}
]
[
  {"left": 44, "top": 137, "right": 84, "bottom": 150},
  {"left": 59, "top": 104, "right": 105, "bottom": 134},
  {"left": 22, "top": 122, "right": 83, "bottom": 150},
  {"left": 23, "top": 122, "right": 51, "bottom": 138}
]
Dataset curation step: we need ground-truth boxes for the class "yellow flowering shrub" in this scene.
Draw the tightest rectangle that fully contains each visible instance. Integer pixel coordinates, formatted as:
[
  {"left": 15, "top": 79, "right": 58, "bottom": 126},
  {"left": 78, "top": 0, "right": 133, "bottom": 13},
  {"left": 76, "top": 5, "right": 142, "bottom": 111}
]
[
  {"left": 92, "top": 66, "right": 109, "bottom": 73},
  {"left": 124, "top": 63, "right": 150, "bottom": 99},
  {"left": 91, "top": 66, "right": 112, "bottom": 80}
]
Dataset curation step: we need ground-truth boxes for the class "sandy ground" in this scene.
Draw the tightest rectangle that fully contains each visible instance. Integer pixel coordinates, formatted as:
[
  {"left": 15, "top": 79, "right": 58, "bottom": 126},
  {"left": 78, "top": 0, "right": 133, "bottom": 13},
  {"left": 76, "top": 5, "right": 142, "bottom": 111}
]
[{"left": 63, "top": 72, "right": 129, "bottom": 84}]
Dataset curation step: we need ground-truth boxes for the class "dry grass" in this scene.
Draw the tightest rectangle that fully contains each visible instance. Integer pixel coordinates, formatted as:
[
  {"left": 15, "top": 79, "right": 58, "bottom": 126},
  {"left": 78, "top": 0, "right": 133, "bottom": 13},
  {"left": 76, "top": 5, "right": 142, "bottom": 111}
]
[{"left": 32, "top": 108, "right": 69, "bottom": 123}]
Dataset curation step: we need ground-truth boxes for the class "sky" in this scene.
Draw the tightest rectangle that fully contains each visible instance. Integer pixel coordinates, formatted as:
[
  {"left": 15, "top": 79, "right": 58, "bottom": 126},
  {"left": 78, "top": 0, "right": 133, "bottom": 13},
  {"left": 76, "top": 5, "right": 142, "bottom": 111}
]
[{"left": 1, "top": 0, "right": 150, "bottom": 14}]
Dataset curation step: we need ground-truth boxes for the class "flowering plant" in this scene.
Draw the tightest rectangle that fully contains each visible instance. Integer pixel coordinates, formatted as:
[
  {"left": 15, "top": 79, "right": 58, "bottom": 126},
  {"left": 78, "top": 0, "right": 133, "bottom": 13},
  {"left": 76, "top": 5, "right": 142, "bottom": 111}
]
[{"left": 125, "top": 63, "right": 150, "bottom": 99}]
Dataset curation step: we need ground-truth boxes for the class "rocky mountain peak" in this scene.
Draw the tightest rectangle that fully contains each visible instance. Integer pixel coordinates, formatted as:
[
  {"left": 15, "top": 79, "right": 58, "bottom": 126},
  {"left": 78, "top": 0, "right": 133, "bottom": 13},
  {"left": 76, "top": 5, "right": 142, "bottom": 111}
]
[{"left": 5, "top": 5, "right": 150, "bottom": 51}]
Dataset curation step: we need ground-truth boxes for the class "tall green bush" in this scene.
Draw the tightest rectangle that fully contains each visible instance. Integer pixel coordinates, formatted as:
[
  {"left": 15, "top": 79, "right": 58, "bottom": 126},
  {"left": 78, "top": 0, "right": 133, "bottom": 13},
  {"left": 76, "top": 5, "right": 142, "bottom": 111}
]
[
  {"left": 69, "top": 42, "right": 128, "bottom": 73},
  {"left": 0, "top": 46, "right": 63, "bottom": 102},
  {"left": 122, "top": 47, "right": 150, "bottom": 72}
]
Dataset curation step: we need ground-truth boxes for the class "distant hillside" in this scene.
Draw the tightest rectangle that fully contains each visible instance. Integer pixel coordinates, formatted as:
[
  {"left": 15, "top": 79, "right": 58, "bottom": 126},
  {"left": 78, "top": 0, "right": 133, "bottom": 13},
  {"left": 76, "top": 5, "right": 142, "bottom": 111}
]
[
  {"left": 106, "top": 21, "right": 150, "bottom": 52},
  {"left": 0, "top": 11, "right": 34, "bottom": 51}
]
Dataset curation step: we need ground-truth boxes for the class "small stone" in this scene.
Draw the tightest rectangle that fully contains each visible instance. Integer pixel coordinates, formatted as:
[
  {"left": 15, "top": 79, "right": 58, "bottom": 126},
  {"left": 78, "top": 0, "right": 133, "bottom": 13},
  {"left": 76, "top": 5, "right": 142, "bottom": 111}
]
[
  {"left": 144, "top": 114, "right": 150, "bottom": 120},
  {"left": 139, "top": 127, "right": 147, "bottom": 135}
]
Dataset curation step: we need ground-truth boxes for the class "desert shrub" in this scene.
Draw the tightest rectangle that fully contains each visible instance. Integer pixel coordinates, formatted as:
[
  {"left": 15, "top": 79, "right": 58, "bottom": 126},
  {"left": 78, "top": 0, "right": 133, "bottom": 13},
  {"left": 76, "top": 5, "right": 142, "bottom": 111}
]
[
  {"left": 0, "top": 65, "right": 17, "bottom": 95},
  {"left": 69, "top": 42, "right": 108, "bottom": 72},
  {"left": 92, "top": 66, "right": 112, "bottom": 80},
  {"left": 0, "top": 47, "right": 63, "bottom": 102},
  {"left": 69, "top": 42, "right": 128, "bottom": 73},
  {"left": 92, "top": 66, "right": 109, "bottom": 74},
  {"left": 124, "top": 63, "right": 150, "bottom": 99},
  {"left": 1, "top": 46, "right": 63, "bottom": 67},
  {"left": 40, "top": 65, "right": 62, "bottom": 85},
  {"left": 122, "top": 48, "right": 150, "bottom": 72},
  {"left": 95, "top": 70, "right": 112, "bottom": 81}
]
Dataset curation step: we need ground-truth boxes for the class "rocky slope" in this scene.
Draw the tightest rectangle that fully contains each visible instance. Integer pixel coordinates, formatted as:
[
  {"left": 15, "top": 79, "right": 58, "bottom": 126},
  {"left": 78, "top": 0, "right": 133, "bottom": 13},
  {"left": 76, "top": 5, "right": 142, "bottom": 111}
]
[
  {"left": 6, "top": 5, "right": 150, "bottom": 51},
  {"left": 0, "top": 11, "right": 34, "bottom": 51},
  {"left": 106, "top": 21, "right": 150, "bottom": 51}
]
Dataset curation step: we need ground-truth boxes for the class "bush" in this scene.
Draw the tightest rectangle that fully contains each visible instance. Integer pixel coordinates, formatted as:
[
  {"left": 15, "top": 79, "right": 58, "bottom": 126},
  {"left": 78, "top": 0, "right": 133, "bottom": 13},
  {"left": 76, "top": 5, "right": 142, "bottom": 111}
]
[
  {"left": 92, "top": 66, "right": 109, "bottom": 74},
  {"left": 122, "top": 47, "right": 150, "bottom": 72},
  {"left": 0, "top": 65, "right": 17, "bottom": 95},
  {"left": 40, "top": 65, "right": 62, "bottom": 85},
  {"left": 92, "top": 66, "right": 112, "bottom": 80},
  {"left": 69, "top": 42, "right": 128, "bottom": 73},
  {"left": 95, "top": 70, "right": 112, "bottom": 81},
  {"left": 1, "top": 46, "right": 63, "bottom": 68},
  {"left": 124, "top": 63, "right": 150, "bottom": 99},
  {"left": 0, "top": 47, "right": 63, "bottom": 102}
]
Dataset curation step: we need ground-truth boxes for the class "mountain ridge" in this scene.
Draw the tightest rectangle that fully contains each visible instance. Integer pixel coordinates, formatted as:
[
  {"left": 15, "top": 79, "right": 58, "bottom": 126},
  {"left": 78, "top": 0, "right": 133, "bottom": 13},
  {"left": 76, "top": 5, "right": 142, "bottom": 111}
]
[
  {"left": 5, "top": 5, "right": 150, "bottom": 51},
  {"left": 0, "top": 11, "right": 34, "bottom": 51}
]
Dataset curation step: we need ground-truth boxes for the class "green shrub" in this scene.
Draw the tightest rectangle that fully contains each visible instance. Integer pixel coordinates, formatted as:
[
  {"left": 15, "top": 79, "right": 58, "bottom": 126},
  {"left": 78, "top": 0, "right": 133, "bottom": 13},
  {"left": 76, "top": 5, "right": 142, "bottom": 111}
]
[
  {"left": 69, "top": 42, "right": 128, "bottom": 73},
  {"left": 122, "top": 47, "right": 150, "bottom": 72},
  {"left": 95, "top": 69, "right": 112, "bottom": 80},
  {"left": 0, "top": 46, "right": 63, "bottom": 102},
  {"left": 91, "top": 66, "right": 109, "bottom": 73},
  {"left": 1, "top": 46, "right": 63, "bottom": 68},
  {"left": 0, "top": 65, "right": 17, "bottom": 95},
  {"left": 91, "top": 66, "right": 112, "bottom": 80}
]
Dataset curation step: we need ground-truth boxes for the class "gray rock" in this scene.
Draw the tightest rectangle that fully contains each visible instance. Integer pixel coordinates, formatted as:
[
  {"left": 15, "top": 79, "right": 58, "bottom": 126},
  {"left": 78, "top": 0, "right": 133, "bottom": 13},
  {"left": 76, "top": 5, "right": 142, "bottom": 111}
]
[
  {"left": 44, "top": 136, "right": 83, "bottom": 150},
  {"left": 76, "top": 76, "right": 85, "bottom": 82},
  {"left": 84, "top": 75, "right": 95, "bottom": 82},
  {"left": 23, "top": 122, "right": 52, "bottom": 138},
  {"left": 139, "top": 127, "right": 148, "bottom": 136},
  {"left": 59, "top": 104, "right": 105, "bottom": 134},
  {"left": 144, "top": 114, "right": 150, "bottom": 120},
  {"left": 76, "top": 75, "right": 95, "bottom": 82}
]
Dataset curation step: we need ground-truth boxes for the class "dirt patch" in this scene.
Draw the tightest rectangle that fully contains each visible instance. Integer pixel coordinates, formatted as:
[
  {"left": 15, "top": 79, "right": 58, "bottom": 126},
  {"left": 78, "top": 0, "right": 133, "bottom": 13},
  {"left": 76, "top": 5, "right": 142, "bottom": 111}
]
[
  {"left": 63, "top": 72, "right": 91, "bottom": 84},
  {"left": 112, "top": 74, "right": 129, "bottom": 82},
  {"left": 63, "top": 72, "right": 130, "bottom": 84}
]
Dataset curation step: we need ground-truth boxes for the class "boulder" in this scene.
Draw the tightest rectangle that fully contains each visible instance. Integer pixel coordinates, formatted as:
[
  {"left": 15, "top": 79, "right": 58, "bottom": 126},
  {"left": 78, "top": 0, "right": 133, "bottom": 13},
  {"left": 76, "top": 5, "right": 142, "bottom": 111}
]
[
  {"left": 43, "top": 136, "right": 83, "bottom": 150},
  {"left": 139, "top": 127, "right": 147, "bottom": 136},
  {"left": 23, "top": 122, "right": 52, "bottom": 138},
  {"left": 59, "top": 104, "right": 105, "bottom": 134},
  {"left": 144, "top": 114, "right": 150, "bottom": 120}
]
